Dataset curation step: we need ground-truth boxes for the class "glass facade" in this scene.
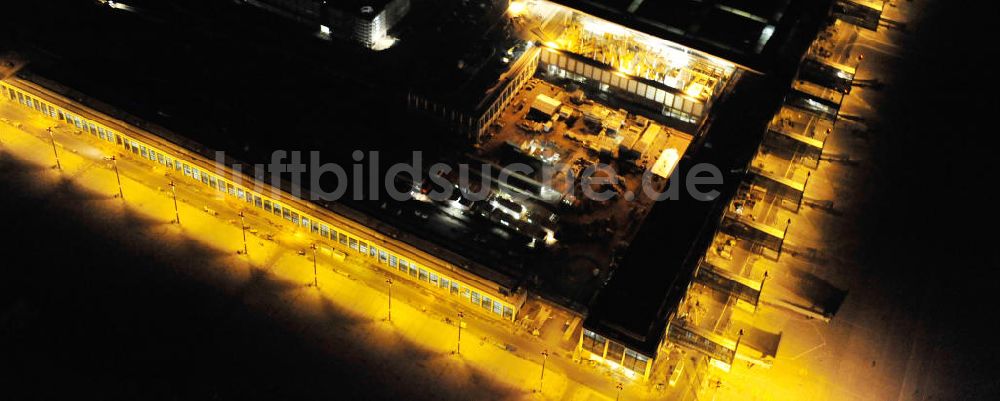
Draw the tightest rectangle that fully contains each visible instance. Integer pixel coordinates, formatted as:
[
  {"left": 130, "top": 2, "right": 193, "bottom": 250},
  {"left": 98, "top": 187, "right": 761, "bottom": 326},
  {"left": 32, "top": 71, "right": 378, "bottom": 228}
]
[
  {"left": 581, "top": 329, "right": 651, "bottom": 378},
  {"left": 1, "top": 79, "right": 519, "bottom": 322}
]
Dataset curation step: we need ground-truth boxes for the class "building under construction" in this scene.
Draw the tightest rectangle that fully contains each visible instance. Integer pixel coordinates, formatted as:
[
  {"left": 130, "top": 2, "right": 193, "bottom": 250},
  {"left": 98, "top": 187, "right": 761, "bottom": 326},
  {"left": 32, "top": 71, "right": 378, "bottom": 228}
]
[{"left": 1, "top": 0, "right": 882, "bottom": 384}]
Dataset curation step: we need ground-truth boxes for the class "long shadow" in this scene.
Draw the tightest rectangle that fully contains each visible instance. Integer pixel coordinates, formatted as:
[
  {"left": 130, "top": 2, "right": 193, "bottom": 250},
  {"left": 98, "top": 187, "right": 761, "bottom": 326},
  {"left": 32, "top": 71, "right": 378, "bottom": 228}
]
[
  {"left": 784, "top": 266, "right": 848, "bottom": 318},
  {"left": 0, "top": 154, "right": 521, "bottom": 400}
]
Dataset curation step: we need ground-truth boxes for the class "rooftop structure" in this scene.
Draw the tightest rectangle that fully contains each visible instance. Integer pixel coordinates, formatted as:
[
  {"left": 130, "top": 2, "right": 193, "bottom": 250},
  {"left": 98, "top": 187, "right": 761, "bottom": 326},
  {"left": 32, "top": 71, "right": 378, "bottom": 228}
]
[{"left": 523, "top": 0, "right": 836, "bottom": 73}]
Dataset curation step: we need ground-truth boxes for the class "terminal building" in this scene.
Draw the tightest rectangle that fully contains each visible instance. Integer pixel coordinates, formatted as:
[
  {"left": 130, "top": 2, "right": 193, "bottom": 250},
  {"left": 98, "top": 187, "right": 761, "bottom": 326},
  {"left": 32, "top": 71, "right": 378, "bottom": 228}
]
[{"left": 1, "top": 0, "right": 876, "bottom": 384}]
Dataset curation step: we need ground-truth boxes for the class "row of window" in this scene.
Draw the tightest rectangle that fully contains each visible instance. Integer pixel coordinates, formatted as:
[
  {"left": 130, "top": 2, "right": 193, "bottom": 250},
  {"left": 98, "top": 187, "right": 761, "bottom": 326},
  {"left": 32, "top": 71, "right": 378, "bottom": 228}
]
[
  {"left": 1, "top": 80, "right": 517, "bottom": 321},
  {"left": 539, "top": 49, "right": 704, "bottom": 123},
  {"left": 582, "top": 329, "right": 650, "bottom": 375}
]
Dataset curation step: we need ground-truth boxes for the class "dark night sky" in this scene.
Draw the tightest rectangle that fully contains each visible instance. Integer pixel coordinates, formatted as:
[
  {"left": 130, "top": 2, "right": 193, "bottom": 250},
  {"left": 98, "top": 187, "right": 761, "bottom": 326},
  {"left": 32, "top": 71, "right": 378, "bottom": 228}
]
[{"left": 2, "top": 0, "right": 1000, "bottom": 400}]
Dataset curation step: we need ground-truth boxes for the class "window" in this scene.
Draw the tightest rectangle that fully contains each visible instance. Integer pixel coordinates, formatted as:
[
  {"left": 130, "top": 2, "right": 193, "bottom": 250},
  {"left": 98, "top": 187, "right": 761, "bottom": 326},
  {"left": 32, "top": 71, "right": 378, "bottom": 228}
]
[
  {"left": 201, "top": 173, "right": 210, "bottom": 185},
  {"left": 369, "top": 246, "right": 377, "bottom": 258},
  {"left": 192, "top": 169, "right": 201, "bottom": 182},
  {"left": 359, "top": 241, "right": 368, "bottom": 254},
  {"left": 451, "top": 282, "right": 459, "bottom": 295},
  {"left": 503, "top": 306, "right": 514, "bottom": 320},
  {"left": 582, "top": 330, "right": 607, "bottom": 355},
  {"left": 140, "top": 146, "right": 148, "bottom": 158},
  {"left": 254, "top": 196, "right": 263, "bottom": 209},
  {"left": 440, "top": 277, "right": 449, "bottom": 290},
  {"left": 428, "top": 272, "right": 437, "bottom": 285},
  {"left": 282, "top": 208, "right": 291, "bottom": 220},
  {"left": 338, "top": 233, "right": 348, "bottom": 245},
  {"left": 389, "top": 255, "right": 397, "bottom": 268},
  {"left": 320, "top": 225, "right": 329, "bottom": 238},
  {"left": 408, "top": 264, "right": 418, "bottom": 277},
  {"left": 481, "top": 296, "right": 492, "bottom": 310},
  {"left": 399, "top": 259, "right": 409, "bottom": 273},
  {"left": 418, "top": 269, "right": 428, "bottom": 282},
  {"left": 623, "top": 349, "right": 649, "bottom": 373},
  {"left": 606, "top": 342, "right": 625, "bottom": 364},
  {"left": 493, "top": 302, "right": 503, "bottom": 316},
  {"left": 273, "top": 203, "right": 283, "bottom": 217},
  {"left": 379, "top": 250, "right": 388, "bottom": 263},
  {"left": 470, "top": 291, "right": 480, "bottom": 305},
  {"left": 301, "top": 216, "right": 310, "bottom": 229},
  {"left": 264, "top": 200, "right": 272, "bottom": 212},
  {"left": 228, "top": 183, "right": 236, "bottom": 196},
  {"left": 349, "top": 238, "right": 358, "bottom": 251}
]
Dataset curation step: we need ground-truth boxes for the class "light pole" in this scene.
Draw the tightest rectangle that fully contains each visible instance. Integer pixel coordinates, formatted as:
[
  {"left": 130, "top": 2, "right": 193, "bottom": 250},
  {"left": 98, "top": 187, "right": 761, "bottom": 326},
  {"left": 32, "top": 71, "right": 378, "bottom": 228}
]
[
  {"left": 386, "top": 277, "right": 393, "bottom": 322},
  {"left": 47, "top": 127, "right": 61, "bottom": 171},
  {"left": 456, "top": 311, "right": 465, "bottom": 355},
  {"left": 109, "top": 156, "right": 124, "bottom": 201},
  {"left": 239, "top": 211, "right": 249, "bottom": 256},
  {"left": 731, "top": 329, "right": 745, "bottom": 366},
  {"left": 755, "top": 271, "right": 768, "bottom": 312},
  {"left": 539, "top": 349, "right": 549, "bottom": 393},
  {"left": 615, "top": 382, "right": 623, "bottom": 401},
  {"left": 311, "top": 243, "right": 319, "bottom": 288},
  {"left": 169, "top": 180, "right": 180, "bottom": 224}
]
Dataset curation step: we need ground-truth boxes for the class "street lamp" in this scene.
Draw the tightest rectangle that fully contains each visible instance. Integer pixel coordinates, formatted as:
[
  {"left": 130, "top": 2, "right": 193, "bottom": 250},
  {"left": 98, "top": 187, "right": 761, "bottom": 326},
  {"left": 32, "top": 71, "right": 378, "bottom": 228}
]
[
  {"left": 311, "top": 243, "right": 319, "bottom": 288},
  {"left": 456, "top": 310, "right": 465, "bottom": 355},
  {"left": 386, "top": 277, "right": 393, "bottom": 322},
  {"left": 731, "top": 329, "right": 745, "bottom": 366},
  {"left": 47, "top": 127, "right": 61, "bottom": 171},
  {"left": 539, "top": 349, "right": 549, "bottom": 393},
  {"left": 755, "top": 271, "right": 768, "bottom": 312},
  {"left": 169, "top": 180, "right": 180, "bottom": 224},
  {"left": 239, "top": 211, "right": 249, "bottom": 256},
  {"left": 615, "top": 382, "right": 623, "bottom": 401},
  {"left": 108, "top": 156, "right": 124, "bottom": 201}
]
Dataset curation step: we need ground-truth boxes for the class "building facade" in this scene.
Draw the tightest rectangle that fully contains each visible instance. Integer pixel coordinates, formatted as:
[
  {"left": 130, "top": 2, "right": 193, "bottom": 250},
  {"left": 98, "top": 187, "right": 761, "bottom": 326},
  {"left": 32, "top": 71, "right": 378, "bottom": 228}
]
[{"left": 1, "top": 74, "right": 525, "bottom": 324}]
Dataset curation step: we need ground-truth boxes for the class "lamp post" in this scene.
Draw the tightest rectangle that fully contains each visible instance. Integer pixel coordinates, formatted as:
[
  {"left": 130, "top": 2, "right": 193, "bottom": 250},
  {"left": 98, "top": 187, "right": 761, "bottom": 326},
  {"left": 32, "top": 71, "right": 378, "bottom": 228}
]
[
  {"left": 615, "top": 382, "right": 623, "bottom": 401},
  {"left": 755, "top": 271, "right": 768, "bottom": 312},
  {"left": 47, "top": 127, "right": 61, "bottom": 171},
  {"left": 311, "top": 243, "right": 319, "bottom": 288},
  {"left": 539, "top": 349, "right": 549, "bottom": 393},
  {"left": 239, "top": 211, "right": 249, "bottom": 256},
  {"left": 731, "top": 329, "right": 745, "bottom": 366},
  {"left": 386, "top": 277, "right": 393, "bottom": 322},
  {"left": 456, "top": 311, "right": 465, "bottom": 355},
  {"left": 169, "top": 180, "right": 180, "bottom": 224},
  {"left": 109, "top": 156, "right": 124, "bottom": 201}
]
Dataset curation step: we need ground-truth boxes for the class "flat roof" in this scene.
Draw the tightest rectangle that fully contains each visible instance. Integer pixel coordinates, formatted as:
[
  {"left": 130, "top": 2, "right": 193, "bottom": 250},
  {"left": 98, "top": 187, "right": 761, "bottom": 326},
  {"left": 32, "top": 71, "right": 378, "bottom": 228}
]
[
  {"left": 584, "top": 70, "right": 786, "bottom": 357},
  {"left": 2, "top": 0, "right": 537, "bottom": 292},
  {"left": 542, "top": 0, "right": 835, "bottom": 73}
]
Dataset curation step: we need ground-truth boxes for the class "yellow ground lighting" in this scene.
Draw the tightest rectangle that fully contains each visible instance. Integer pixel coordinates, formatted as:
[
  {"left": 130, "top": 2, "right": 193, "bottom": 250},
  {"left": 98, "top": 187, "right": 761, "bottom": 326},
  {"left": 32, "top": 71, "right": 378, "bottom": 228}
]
[{"left": 508, "top": 1, "right": 527, "bottom": 16}]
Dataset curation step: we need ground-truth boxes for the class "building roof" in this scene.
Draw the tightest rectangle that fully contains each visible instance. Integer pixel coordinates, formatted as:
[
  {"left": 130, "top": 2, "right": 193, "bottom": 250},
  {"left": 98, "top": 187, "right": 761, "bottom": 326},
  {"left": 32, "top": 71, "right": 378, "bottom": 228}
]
[
  {"left": 584, "top": 70, "right": 791, "bottom": 358},
  {"left": 542, "top": 0, "right": 835, "bottom": 73}
]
